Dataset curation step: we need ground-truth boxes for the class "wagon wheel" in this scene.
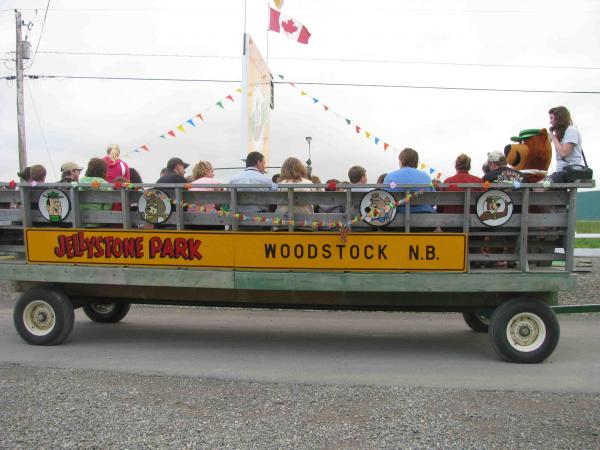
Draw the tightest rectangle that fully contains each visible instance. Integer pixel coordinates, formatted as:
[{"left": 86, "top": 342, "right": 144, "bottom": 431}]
[
  {"left": 462, "top": 311, "right": 491, "bottom": 333},
  {"left": 82, "top": 302, "right": 131, "bottom": 323},
  {"left": 489, "top": 298, "right": 559, "bottom": 364},
  {"left": 13, "top": 287, "right": 74, "bottom": 346}
]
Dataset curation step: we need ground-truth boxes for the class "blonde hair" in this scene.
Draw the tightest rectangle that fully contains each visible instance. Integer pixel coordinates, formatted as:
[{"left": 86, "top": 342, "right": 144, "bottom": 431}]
[
  {"left": 106, "top": 144, "right": 121, "bottom": 163},
  {"left": 279, "top": 157, "right": 307, "bottom": 182},
  {"left": 192, "top": 160, "right": 213, "bottom": 179}
]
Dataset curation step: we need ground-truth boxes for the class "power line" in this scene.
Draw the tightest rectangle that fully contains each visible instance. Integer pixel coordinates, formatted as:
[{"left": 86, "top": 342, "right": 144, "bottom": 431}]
[
  {"left": 28, "top": 0, "right": 51, "bottom": 69},
  {"left": 5, "top": 73, "right": 600, "bottom": 94},
  {"left": 34, "top": 50, "right": 600, "bottom": 71}
]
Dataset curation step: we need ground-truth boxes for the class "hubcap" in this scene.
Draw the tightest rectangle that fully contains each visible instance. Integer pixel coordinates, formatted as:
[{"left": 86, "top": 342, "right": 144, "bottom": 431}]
[
  {"left": 506, "top": 312, "right": 546, "bottom": 352},
  {"left": 90, "top": 303, "right": 116, "bottom": 314},
  {"left": 23, "top": 300, "right": 56, "bottom": 336}
]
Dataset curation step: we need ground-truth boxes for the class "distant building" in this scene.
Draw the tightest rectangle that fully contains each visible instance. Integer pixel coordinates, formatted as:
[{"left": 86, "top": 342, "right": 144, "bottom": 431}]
[{"left": 576, "top": 190, "right": 600, "bottom": 220}]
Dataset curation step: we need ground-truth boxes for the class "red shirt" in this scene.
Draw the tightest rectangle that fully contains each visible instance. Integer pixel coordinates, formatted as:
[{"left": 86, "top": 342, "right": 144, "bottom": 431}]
[{"left": 439, "top": 171, "right": 483, "bottom": 213}]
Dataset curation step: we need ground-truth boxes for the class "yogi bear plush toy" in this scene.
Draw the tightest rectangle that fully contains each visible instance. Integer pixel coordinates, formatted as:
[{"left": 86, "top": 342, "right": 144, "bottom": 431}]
[{"left": 503, "top": 128, "right": 552, "bottom": 182}]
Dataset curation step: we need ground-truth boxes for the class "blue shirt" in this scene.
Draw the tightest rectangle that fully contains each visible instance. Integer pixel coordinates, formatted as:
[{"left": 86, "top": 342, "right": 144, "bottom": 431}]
[
  {"left": 229, "top": 168, "right": 273, "bottom": 213},
  {"left": 383, "top": 167, "right": 435, "bottom": 213}
]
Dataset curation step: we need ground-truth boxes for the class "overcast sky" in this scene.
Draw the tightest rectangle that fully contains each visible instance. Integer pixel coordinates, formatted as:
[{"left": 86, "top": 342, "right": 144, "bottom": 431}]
[{"left": 1, "top": 0, "right": 599, "bottom": 185}]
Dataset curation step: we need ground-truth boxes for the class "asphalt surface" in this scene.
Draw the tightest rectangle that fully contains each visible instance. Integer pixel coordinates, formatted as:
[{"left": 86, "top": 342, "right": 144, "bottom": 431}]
[
  {"left": 1, "top": 261, "right": 600, "bottom": 449},
  {"left": 1, "top": 306, "right": 600, "bottom": 393}
]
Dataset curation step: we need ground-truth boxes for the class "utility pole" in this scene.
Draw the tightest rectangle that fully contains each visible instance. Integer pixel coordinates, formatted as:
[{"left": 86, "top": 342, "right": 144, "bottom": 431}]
[{"left": 15, "top": 9, "right": 27, "bottom": 172}]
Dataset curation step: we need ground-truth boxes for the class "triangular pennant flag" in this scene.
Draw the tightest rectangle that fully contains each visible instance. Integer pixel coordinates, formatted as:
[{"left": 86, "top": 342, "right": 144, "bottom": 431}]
[
  {"left": 160, "top": 135, "right": 166, "bottom": 139},
  {"left": 278, "top": 74, "right": 284, "bottom": 79},
  {"left": 226, "top": 95, "right": 234, "bottom": 102},
  {"left": 429, "top": 168, "right": 435, "bottom": 175},
  {"left": 133, "top": 149, "right": 140, "bottom": 153},
  {"left": 323, "top": 105, "right": 329, "bottom": 111},
  {"left": 186, "top": 119, "right": 196, "bottom": 127},
  {"left": 236, "top": 87, "right": 242, "bottom": 93},
  {"left": 177, "top": 125, "right": 185, "bottom": 133},
  {"left": 345, "top": 118, "right": 351, "bottom": 125},
  {"left": 141, "top": 145, "right": 150, "bottom": 152},
  {"left": 312, "top": 97, "right": 319, "bottom": 103},
  {"left": 289, "top": 81, "right": 296, "bottom": 87},
  {"left": 300, "top": 90, "right": 308, "bottom": 96},
  {"left": 365, "top": 131, "right": 371, "bottom": 139},
  {"left": 374, "top": 137, "right": 380, "bottom": 145},
  {"left": 196, "top": 113, "right": 204, "bottom": 121},
  {"left": 355, "top": 125, "right": 361, "bottom": 133},
  {"left": 420, "top": 163, "right": 426, "bottom": 170},
  {"left": 168, "top": 130, "right": 176, "bottom": 137},
  {"left": 216, "top": 101, "right": 224, "bottom": 109},
  {"left": 383, "top": 143, "right": 389, "bottom": 151}
]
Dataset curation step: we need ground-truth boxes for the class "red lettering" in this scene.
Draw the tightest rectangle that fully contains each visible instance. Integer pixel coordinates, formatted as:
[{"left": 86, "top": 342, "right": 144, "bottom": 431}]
[
  {"left": 135, "top": 237, "right": 144, "bottom": 258},
  {"left": 149, "top": 237, "right": 161, "bottom": 258},
  {"left": 188, "top": 239, "right": 202, "bottom": 260},
  {"left": 54, "top": 235, "right": 66, "bottom": 257},
  {"left": 160, "top": 238, "right": 174, "bottom": 258},
  {"left": 174, "top": 238, "right": 187, "bottom": 259}
]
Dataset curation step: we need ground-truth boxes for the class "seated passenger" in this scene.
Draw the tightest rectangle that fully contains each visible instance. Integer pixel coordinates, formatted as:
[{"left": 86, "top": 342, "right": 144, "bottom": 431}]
[
  {"left": 189, "top": 160, "right": 221, "bottom": 214},
  {"left": 438, "top": 153, "right": 482, "bottom": 214},
  {"left": 275, "top": 157, "right": 315, "bottom": 217},
  {"left": 482, "top": 151, "right": 524, "bottom": 184},
  {"left": 79, "top": 157, "right": 112, "bottom": 227},
  {"left": 229, "top": 151, "right": 272, "bottom": 213},
  {"left": 383, "top": 148, "right": 435, "bottom": 213}
]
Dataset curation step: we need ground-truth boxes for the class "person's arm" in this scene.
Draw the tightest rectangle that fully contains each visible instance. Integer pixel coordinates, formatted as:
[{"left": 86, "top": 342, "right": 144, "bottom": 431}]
[{"left": 550, "top": 133, "right": 574, "bottom": 158}]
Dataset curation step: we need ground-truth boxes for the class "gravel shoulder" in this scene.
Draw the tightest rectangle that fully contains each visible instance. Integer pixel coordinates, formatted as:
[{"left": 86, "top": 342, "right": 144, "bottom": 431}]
[
  {"left": 1, "top": 364, "right": 599, "bottom": 450},
  {"left": 1, "top": 260, "right": 599, "bottom": 448}
]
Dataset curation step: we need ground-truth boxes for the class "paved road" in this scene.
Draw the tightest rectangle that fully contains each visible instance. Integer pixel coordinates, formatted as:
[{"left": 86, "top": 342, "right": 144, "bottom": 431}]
[{"left": 2, "top": 303, "right": 599, "bottom": 393}]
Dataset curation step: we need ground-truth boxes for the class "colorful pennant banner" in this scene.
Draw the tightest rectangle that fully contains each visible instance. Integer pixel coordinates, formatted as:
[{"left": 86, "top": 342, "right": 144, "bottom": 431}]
[
  {"left": 275, "top": 73, "right": 443, "bottom": 179},
  {"left": 124, "top": 88, "right": 242, "bottom": 159}
]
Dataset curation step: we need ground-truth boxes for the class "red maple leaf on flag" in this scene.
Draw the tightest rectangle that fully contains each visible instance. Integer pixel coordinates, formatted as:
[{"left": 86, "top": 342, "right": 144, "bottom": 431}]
[{"left": 281, "top": 19, "right": 298, "bottom": 34}]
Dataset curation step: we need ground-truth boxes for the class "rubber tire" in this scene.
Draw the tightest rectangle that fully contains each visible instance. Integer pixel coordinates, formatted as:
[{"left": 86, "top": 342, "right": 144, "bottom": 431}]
[
  {"left": 462, "top": 311, "right": 490, "bottom": 333},
  {"left": 13, "top": 287, "right": 74, "bottom": 346},
  {"left": 82, "top": 302, "right": 131, "bottom": 323},
  {"left": 489, "top": 298, "right": 559, "bottom": 364}
]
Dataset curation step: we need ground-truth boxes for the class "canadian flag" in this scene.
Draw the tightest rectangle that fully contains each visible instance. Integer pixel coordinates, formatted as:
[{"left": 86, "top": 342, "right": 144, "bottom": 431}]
[{"left": 269, "top": 7, "right": 311, "bottom": 44}]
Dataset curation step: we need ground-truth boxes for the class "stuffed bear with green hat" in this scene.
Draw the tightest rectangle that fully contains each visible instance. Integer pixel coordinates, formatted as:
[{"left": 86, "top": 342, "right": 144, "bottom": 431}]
[{"left": 503, "top": 128, "right": 552, "bottom": 182}]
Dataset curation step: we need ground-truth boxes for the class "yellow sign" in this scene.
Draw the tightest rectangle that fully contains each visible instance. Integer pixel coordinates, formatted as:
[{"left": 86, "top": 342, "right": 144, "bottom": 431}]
[{"left": 25, "top": 229, "right": 467, "bottom": 272}]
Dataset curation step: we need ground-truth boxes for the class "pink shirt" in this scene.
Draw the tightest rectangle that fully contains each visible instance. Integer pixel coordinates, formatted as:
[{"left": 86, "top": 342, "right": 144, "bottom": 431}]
[{"left": 189, "top": 177, "right": 221, "bottom": 213}]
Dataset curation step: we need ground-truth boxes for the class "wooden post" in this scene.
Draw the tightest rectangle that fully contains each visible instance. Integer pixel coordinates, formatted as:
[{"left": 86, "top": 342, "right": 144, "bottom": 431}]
[
  {"left": 175, "top": 187, "right": 184, "bottom": 230},
  {"left": 287, "top": 188, "right": 294, "bottom": 232},
  {"left": 230, "top": 187, "right": 238, "bottom": 231},
  {"left": 120, "top": 188, "right": 131, "bottom": 229},
  {"left": 15, "top": 10, "right": 27, "bottom": 171},
  {"left": 519, "top": 188, "right": 530, "bottom": 273},
  {"left": 565, "top": 188, "right": 577, "bottom": 272}
]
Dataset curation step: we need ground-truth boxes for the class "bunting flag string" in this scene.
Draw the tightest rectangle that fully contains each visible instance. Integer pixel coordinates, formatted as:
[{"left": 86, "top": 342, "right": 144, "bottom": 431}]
[
  {"left": 124, "top": 87, "right": 242, "bottom": 159},
  {"left": 275, "top": 73, "right": 443, "bottom": 179}
]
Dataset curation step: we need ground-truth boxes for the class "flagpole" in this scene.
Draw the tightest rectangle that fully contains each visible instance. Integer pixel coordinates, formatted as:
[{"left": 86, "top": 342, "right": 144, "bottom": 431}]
[
  {"left": 243, "top": 0, "right": 247, "bottom": 36},
  {"left": 265, "top": 1, "right": 269, "bottom": 64}
]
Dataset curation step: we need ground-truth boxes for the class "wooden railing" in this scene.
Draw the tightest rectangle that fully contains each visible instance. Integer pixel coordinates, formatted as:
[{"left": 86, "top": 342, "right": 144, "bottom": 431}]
[{"left": 0, "top": 181, "right": 594, "bottom": 272}]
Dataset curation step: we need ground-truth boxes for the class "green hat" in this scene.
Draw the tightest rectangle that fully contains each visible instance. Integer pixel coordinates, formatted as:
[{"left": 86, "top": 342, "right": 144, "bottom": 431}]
[{"left": 510, "top": 129, "right": 541, "bottom": 142}]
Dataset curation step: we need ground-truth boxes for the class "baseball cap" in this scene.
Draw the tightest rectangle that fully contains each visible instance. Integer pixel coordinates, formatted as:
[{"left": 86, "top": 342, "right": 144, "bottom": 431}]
[
  {"left": 487, "top": 151, "right": 506, "bottom": 163},
  {"left": 60, "top": 161, "right": 84, "bottom": 173},
  {"left": 166, "top": 157, "right": 189, "bottom": 169}
]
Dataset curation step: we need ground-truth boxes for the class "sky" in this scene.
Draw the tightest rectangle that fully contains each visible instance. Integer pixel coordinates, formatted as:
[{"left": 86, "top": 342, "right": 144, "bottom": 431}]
[{"left": 1, "top": 0, "right": 599, "bottom": 185}]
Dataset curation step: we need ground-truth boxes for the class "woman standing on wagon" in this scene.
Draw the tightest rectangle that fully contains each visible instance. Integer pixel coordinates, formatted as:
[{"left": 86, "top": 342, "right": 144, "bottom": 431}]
[{"left": 103, "top": 144, "right": 131, "bottom": 182}]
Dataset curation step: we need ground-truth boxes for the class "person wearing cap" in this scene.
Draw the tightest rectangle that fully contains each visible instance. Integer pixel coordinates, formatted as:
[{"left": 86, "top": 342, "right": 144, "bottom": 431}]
[
  {"left": 229, "top": 151, "right": 272, "bottom": 213},
  {"left": 156, "top": 157, "right": 189, "bottom": 183},
  {"left": 482, "top": 151, "right": 524, "bottom": 184},
  {"left": 59, "top": 161, "right": 84, "bottom": 182}
]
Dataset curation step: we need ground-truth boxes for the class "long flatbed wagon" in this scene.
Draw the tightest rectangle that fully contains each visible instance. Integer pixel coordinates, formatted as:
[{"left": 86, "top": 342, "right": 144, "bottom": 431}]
[{"left": 0, "top": 180, "right": 594, "bottom": 363}]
